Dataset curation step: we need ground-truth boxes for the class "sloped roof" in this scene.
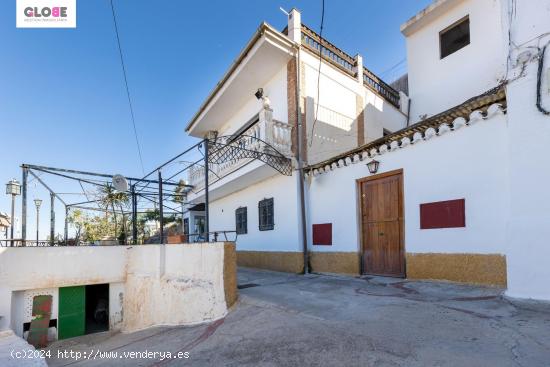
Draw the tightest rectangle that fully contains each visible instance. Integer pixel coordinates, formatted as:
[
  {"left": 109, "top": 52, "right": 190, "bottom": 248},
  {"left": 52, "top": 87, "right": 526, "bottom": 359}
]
[
  {"left": 0, "top": 213, "right": 10, "bottom": 228},
  {"left": 305, "top": 84, "right": 506, "bottom": 173}
]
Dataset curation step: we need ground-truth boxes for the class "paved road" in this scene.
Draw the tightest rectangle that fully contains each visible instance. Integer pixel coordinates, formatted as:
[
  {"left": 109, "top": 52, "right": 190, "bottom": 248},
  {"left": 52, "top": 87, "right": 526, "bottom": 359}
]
[{"left": 46, "top": 268, "right": 550, "bottom": 366}]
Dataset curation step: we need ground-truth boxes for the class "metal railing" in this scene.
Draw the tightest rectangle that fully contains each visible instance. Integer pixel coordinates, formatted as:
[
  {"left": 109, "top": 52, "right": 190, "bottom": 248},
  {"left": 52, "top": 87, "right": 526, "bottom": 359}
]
[
  {"left": 301, "top": 24, "right": 355, "bottom": 76},
  {"left": 0, "top": 231, "right": 238, "bottom": 247},
  {"left": 363, "top": 68, "right": 401, "bottom": 108},
  {"left": 0, "top": 239, "right": 85, "bottom": 247},
  {"left": 186, "top": 230, "right": 238, "bottom": 243},
  {"left": 188, "top": 120, "right": 293, "bottom": 189}
]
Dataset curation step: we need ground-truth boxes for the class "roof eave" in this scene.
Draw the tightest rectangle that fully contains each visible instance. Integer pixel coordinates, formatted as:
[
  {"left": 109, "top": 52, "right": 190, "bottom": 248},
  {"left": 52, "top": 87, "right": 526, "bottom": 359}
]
[
  {"left": 400, "top": 0, "right": 461, "bottom": 36},
  {"left": 185, "top": 22, "right": 297, "bottom": 134}
]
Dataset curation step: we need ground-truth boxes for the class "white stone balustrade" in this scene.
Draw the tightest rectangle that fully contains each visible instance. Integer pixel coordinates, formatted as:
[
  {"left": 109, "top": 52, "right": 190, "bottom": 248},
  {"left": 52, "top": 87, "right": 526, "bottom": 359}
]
[{"left": 188, "top": 108, "right": 292, "bottom": 191}]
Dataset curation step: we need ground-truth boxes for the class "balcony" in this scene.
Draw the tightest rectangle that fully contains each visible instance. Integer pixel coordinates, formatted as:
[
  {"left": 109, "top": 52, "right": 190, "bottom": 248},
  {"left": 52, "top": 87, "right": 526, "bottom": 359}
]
[{"left": 188, "top": 108, "right": 293, "bottom": 200}]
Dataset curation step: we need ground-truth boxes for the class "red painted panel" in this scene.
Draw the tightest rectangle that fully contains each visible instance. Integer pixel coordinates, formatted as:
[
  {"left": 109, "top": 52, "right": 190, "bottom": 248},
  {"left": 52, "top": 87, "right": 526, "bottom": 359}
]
[
  {"left": 420, "top": 199, "right": 465, "bottom": 229},
  {"left": 313, "top": 223, "right": 332, "bottom": 245}
]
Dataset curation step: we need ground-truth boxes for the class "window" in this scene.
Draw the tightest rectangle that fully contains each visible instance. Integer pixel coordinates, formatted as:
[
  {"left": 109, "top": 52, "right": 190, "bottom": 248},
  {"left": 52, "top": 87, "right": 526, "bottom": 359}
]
[
  {"left": 440, "top": 16, "right": 470, "bottom": 59},
  {"left": 258, "top": 198, "right": 274, "bottom": 231},
  {"left": 235, "top": 207, "right": 247, "bottom": 235},
  {"left": 194, "top": 216, "right": 205, "bottom": 235}
]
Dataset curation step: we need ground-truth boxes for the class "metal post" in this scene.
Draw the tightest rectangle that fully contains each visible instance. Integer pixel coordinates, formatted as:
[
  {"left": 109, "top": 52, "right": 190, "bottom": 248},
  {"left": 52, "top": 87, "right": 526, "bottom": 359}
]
[
  {"left": 64, "top": 206, "right": 68, "bottom": 244},
  {"left": 10, "top": 194, "right": 15, "bottom": 246},
  {"left": 50, "top": 193, "right": 55, "bottom": 246},
  {"left": 158, "top": 170, "right": 164, "bottom": 245},
  {"left": 36, "top": 205, "right": 40, "bottom": 245},
  {"left": 294, "top": 52, "right": 309, "bottom": 274},
  {"left": 131, "top": 184, "right": 137, "bottom": 245},
  {"left": 204, "top": 139, "right": 209, "bottom": 241},
  {"left": 21, "top": 167, "right": 28, "bottom": 246}
]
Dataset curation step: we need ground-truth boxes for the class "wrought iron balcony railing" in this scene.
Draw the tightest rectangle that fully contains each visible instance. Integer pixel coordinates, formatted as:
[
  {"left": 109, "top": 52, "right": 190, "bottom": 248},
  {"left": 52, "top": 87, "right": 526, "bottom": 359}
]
[{"left": 188, "top": 116, "right": 293, "bottom": 191}]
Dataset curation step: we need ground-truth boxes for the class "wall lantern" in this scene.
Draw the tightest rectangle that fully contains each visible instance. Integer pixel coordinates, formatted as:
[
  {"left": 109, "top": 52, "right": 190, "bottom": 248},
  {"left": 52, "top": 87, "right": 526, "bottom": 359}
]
[{"left": 366, "top": 159, "right": 380, "bottom": 174}]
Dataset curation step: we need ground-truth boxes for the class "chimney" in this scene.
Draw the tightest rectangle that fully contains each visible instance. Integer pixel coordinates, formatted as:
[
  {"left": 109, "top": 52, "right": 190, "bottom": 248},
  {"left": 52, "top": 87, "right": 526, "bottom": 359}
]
[{"left": 288, "top": 8, "right": 301, "bottom": 44}]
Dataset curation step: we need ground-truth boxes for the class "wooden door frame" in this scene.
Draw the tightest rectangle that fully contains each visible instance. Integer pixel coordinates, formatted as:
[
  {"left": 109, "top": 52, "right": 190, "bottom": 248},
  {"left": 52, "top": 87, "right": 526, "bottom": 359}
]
[{"left": 356, "top": 169, "right": 405, "bottom": 277}]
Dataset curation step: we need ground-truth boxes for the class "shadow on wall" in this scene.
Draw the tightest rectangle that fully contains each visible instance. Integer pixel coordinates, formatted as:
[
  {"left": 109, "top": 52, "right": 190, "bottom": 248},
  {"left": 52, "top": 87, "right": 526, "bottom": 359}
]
[{"left": 307, "top": 96, "right": 362, "bottom": 165}]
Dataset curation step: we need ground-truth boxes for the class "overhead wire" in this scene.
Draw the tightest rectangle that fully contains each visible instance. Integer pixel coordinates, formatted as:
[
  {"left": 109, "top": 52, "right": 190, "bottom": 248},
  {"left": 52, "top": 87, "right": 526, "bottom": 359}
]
[{"left": 109, "top": 0, "right": 146, "bottom": 175}]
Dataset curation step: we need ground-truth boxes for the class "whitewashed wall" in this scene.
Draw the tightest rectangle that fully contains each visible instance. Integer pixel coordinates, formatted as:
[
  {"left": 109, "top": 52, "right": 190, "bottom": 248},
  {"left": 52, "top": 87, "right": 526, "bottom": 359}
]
[
  {"left": 405, "top": 0, "right": 507, "bottom": 122},
  {"left": 307, "top": 110, "right": 508, "bottom": 257},
  {"left": 502, "top": 0, "right": 550, "bottom": 301},
  {"left": 0, "top": 243, "right": 232, "bottom": 335},
  {"left": 123, "top": 243, "right": 228, "bottom": 332},
  {"left": 209, "top": 173, "right": 301, "bottom": 252}
]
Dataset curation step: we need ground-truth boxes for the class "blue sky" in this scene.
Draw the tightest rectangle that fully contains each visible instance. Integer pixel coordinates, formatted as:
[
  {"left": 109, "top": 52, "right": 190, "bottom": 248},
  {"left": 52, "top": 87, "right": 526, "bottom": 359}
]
[{"left": 0, "top": 0, "right": 431, "bottom": 239}]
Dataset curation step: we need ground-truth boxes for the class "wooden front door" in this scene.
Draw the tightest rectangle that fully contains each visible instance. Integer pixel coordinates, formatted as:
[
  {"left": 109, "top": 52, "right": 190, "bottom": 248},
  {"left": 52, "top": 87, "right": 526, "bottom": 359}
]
[{"left": 359, "top": 170, "right": 404, "bottom": 277}]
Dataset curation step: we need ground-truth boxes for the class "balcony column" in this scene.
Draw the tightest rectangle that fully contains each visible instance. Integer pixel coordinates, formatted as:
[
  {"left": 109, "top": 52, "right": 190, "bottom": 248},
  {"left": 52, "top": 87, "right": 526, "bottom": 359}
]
[{"left": 259, "top": 106, "right": 274, "bottom": 146}]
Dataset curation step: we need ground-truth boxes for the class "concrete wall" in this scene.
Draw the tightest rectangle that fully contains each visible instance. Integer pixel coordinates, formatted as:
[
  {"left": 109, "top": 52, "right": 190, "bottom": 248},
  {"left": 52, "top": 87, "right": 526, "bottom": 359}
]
[
  {"left": 209, "top": 173, "right": 301, "bottom": 253},
  {"left": 0, "top": 243, "right": 237, "bottom": 336},
  {"left": 404, "top": 0, "right": 507, "bottom": 122},
  {"left": 307, "top": 106, "right": 509, "bottom": 285},
  {"left": 502, "top": 0, "right": 550, "bottom": 300},
  {"left": 300, "top": 50, "right": 407, "bottom": 165},
  {"left": 123, "top": 243, "right": 232, "bottom": 332},
  {"left": 308, "top": 109, "right": 508, "bottom": 255}
]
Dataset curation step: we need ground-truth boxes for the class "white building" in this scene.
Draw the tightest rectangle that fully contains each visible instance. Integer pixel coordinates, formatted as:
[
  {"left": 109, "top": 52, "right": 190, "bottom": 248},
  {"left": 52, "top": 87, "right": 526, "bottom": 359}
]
[
  {"left": 185, "top": 9, "right": 407, "bottom": 271},
  {"left": 186, "top": 0, "right": 550, "bottom": 301}
]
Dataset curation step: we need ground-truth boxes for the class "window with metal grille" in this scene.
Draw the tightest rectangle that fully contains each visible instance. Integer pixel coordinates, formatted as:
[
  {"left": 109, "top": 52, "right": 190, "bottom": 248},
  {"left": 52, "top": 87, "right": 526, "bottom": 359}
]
[
  {"left": 235, "top": 207, "right": 247, "bottom": 234},
  {"left": 258, "top": 198, "right": 274, "bottom": 231},
  {"left": 440, "top": 16, "right": 470, "bottom": 59}
]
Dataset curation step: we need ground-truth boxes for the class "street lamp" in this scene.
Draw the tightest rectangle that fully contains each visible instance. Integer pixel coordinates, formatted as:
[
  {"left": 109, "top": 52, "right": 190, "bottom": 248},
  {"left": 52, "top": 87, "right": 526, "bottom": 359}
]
[
  {"left": 34, "top": 198, "right": 42, "bottom": 245},
  {"left": 5, "top": 179, "right": 21, "bottom": 245}
]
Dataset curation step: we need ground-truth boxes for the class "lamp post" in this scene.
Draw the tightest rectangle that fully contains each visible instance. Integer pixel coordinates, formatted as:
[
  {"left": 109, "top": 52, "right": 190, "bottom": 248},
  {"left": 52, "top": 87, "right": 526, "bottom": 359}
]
[
  {"left": 34, "top": 198, "right": 42, "bottom": 245},
  {"left": 5, "top": 179, "right": 21, "bottom": 246}
]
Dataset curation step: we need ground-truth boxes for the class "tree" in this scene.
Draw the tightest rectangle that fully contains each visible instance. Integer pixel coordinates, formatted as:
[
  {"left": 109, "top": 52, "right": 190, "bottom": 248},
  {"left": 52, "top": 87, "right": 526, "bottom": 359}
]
[
  {"left": 96, "top": 184, "right": 129, "bottom": 239},
  {"left": 67, "top": 209, "right": 85, "bottom": 244}
]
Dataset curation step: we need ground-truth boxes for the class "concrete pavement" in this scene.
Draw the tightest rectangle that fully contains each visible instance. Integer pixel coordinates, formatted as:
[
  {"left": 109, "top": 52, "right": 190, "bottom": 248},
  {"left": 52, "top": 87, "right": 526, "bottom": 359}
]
[{"left": 44, "top": 268, "right": 550, "bottom": 366}]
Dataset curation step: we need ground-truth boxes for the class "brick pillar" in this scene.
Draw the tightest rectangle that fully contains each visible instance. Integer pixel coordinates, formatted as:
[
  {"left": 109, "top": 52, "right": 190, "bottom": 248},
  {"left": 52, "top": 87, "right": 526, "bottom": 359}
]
[{"left": 287, "top": 58, "right": 298, "bottom": 156}]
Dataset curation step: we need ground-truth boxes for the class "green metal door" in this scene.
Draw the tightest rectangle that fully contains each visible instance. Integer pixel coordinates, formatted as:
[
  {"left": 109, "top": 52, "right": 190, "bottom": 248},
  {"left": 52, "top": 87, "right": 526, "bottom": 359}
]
[{"left": 58, "top": 286, "right": 85, "bottom": 340}]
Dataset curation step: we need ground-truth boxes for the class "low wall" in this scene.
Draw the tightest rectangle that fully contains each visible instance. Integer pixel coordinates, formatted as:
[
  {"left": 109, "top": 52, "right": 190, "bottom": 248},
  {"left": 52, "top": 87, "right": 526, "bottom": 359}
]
[
  {"left": 309, "top": 252, "right": 360, "bottom": 275},
  {"left": 122, "top": 243, "right": 236, "bottom": 332},
  {"left": 237, "top": 250, "right": 303, "bottom": 273},
  {"left": 0, "top": 243, "right": 237, "bottom": 333},
  {"left": 406, "top": 253, "right": 507, "bottom": 287}
]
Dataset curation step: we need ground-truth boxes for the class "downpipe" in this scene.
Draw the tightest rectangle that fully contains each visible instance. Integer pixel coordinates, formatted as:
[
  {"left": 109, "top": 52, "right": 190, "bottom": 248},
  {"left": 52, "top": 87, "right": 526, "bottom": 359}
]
[{"left": 295, "top": 48, "right": 309, "bottom": 274}]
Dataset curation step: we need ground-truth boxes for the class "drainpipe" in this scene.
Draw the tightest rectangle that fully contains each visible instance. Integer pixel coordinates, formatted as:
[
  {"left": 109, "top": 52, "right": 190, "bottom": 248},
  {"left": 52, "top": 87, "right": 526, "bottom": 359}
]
[{"left": 295, "top": 49, "right": 309, "bottom": 274}]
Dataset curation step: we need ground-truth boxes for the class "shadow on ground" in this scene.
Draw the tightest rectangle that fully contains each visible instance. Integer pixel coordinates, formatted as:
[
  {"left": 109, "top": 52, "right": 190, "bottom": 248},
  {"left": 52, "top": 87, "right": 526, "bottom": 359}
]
[{"left": 46, "top": 268, "right": 550, "bottom": 367}]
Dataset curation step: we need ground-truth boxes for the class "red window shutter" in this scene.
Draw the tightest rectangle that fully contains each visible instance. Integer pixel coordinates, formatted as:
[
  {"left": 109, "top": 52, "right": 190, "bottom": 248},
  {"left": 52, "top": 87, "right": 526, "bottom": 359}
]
[
  {"left": 420, "top": 199, "right": 465, "bottom": 229},
  {"left": 313, "top": 223, "right": 332, "bottom": 245}
]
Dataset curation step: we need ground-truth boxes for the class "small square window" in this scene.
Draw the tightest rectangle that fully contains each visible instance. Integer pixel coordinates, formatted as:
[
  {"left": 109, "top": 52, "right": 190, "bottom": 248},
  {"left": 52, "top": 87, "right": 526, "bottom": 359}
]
[
  {"left": 440, "top": 16, "right": 470, "bottom": 59},
  {"left": 235, "top": 207, "right": 247, "bottom": 235},
  {"left": 258, "top": 198, "right": 274, "bottom": 231}
]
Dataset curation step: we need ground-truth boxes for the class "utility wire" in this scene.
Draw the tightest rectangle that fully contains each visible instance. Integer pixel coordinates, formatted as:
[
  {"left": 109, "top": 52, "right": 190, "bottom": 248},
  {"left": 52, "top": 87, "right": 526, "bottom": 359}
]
[
  {"left": 109, "top": 0, "right": 146, "bottom": 175},
  {"left": 309, "top": 0, "right": 325, "bottom": 147},
  {"left": 379, "top": 58, "right": 406, "bottom": 78}
]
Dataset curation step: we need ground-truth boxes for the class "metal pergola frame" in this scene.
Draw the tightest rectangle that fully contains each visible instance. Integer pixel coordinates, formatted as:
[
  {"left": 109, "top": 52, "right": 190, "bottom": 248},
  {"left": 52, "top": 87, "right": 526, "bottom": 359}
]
[
  {"left": 16, "top": 133, "right": 292, "bottom": 246},
  {"left": 19, "top": 163, "right": 189, "bottom": 246}
]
